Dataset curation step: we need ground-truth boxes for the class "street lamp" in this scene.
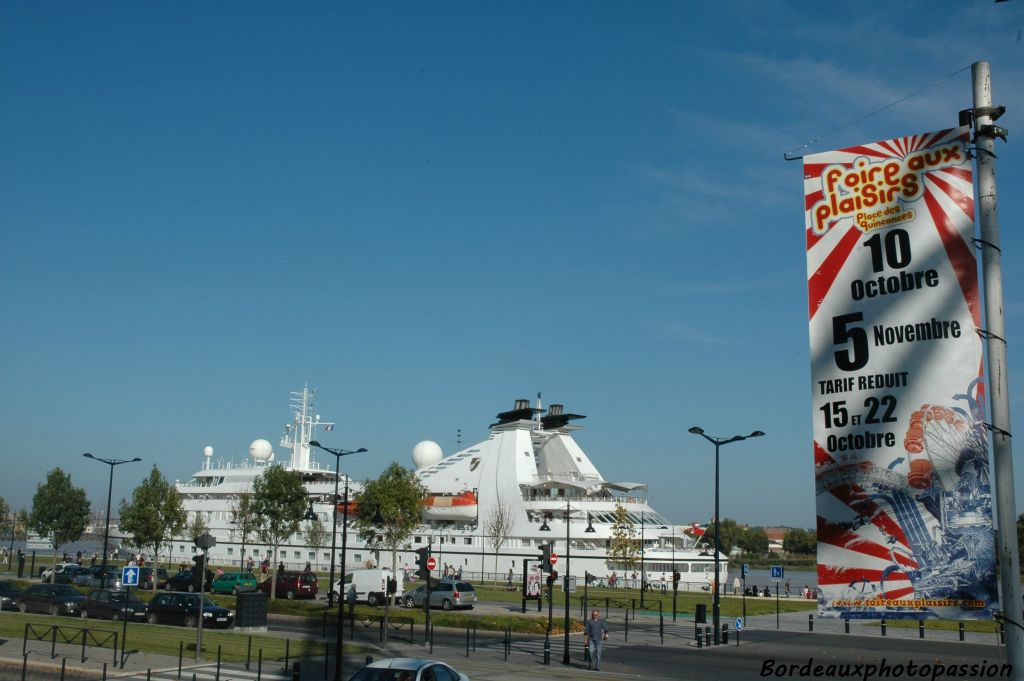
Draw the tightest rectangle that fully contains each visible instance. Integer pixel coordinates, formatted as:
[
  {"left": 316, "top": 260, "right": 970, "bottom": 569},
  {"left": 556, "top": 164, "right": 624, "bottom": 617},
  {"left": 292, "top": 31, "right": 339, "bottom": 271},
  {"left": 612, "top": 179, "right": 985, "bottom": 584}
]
[
  {"left": 308, "top": 441, "right": 368, "bottom": 681},
  {"left": 83, "top": 453, "right": 141, "bottom": 588},
  {"left": 688, "top": 426, "right": 764, "bottom": 645}
]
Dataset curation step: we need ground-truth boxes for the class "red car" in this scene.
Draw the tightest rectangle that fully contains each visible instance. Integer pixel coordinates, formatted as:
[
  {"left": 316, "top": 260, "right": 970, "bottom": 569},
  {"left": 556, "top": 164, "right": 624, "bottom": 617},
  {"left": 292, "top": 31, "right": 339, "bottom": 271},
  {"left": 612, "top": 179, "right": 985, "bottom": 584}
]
[{"left": 257, "top": 571, "right": 318, "bottom": 600}]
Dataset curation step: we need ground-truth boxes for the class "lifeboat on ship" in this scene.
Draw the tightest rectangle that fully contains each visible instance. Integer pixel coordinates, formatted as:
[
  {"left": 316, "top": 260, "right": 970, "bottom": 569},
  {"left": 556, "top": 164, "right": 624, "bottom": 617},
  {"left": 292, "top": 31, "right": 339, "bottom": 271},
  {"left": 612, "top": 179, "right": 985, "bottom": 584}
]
[
  {"left": 335, "top": 500, "right": 360, "bottom": 515},
  {"left": 422, "top": 491, "right": 478, "bottom": 521}
]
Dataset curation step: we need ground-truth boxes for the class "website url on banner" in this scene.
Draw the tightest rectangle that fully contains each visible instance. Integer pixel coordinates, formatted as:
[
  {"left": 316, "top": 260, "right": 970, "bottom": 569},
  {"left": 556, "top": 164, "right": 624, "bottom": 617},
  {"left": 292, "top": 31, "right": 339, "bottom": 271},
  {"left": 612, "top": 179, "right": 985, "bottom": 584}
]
[
  {"left": 830, "top": 598, "right": 986, "bottom": 608},
  {"left": 761, "top": 658, "right": 1011, "bottom": 681}
]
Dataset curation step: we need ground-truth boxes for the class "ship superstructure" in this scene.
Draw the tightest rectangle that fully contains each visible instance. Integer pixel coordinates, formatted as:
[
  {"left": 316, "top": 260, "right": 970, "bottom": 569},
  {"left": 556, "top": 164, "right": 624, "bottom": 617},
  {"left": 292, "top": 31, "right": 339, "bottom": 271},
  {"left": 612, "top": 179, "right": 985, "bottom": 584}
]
[{"left": 164, "top": 389, "right": 726, "bottom": 588}]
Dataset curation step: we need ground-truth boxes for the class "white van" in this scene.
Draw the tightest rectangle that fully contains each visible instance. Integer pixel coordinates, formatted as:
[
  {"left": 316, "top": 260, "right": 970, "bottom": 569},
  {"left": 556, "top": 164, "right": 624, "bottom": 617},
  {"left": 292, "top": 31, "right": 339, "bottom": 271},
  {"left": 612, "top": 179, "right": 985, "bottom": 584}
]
[{"left": 333, "top": 568, "right": 404, "bottom": 606}]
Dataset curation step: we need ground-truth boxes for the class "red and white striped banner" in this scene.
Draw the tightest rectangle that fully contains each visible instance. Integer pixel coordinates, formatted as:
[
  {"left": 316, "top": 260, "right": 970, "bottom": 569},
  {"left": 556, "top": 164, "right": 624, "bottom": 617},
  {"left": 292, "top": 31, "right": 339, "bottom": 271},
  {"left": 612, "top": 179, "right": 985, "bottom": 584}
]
[{"left": 805, "top": 128, "right": 997, "bottom": 620}]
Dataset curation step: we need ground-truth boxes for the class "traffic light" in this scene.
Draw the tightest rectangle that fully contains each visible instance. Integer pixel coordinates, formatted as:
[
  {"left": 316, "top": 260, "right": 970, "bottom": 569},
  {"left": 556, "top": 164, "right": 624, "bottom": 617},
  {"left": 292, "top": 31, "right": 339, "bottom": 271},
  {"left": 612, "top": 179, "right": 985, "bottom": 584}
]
[
  {"left": 540, "top": 544, "right": 553, "bottom": 574},
  {"left": 387, "top": 578, "right": 398, "bottom": 595},
  {"left": 415, "top": 546, "right": 431, "bottom": 581},
  {"left": 547, "top": 570, "right": 558, "bottom": 586}
]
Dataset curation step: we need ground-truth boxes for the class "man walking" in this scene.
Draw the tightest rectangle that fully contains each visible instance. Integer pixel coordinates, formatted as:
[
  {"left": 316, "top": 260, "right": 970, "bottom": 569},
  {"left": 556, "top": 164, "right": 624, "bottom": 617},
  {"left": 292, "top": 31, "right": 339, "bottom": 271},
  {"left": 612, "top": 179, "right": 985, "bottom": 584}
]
[{"left": 583, "top": 609, "right": 609, "bottom": 671}]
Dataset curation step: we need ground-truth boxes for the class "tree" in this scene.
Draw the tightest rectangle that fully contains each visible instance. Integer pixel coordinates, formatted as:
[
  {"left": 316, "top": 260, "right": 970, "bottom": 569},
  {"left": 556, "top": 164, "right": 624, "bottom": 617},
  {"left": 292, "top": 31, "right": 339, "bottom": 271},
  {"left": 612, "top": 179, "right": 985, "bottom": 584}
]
[
  {"left": 353, "top": 463, "right": 426, "bottom": 573},
  {"left": 607, "top": 503, "right": 641, "bottom": 572},
  {"left": 699, "top": 518, "right": 742, "bottom": 556},
  {"left": 736, "top": 526, "right": 769, "bottom": 555},
  {"left": 306, "top": 515, "right": 327, "bottom": 571},
  {"left": 118, "top": 466, "right": 186, "bottom": 588},
  {"left": 230, "top": 493, "right": 257, "bottom": 570},
  {"left": 187, "top": 511, "right": 209, "bottom": 544},
  {"left": 250, "top": 465, "right": 308, "bottom": 599},
  {"left": 29, "top": 468, "right": 90, "bottom": 582},
  {"left": 486, "top": 496, "right": 514, "bottom": 575},
  {"left": 783, "top": 528, "right": 817, "bottom": 555},
  {"left": 0, "top": 497, "right": 9, "bottom": 567}
]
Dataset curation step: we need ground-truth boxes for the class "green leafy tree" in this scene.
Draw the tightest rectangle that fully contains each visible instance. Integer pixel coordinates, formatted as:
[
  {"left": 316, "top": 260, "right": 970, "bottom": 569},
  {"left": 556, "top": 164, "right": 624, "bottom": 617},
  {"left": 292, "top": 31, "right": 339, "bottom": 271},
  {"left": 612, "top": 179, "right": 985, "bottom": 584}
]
[
  {"left": 187, "top": 512, "right": 209, "bottom": 544},
  {"left": 783, "top": 528, "right": 817, "bottom": 555},
  {"left": 306, "top": 515, "right": 327, "bottom": 571},
  {"left": 118, "top": 466, "right": 186, "bottom": 589},
  {"left": 250, "top": 465, "right": 308, "bottom": 599},
  {"left": 230, "top": 493, "right": 257, "bottom": 570},
  {"left": 607, "top": 503, "right": 641, "bottom": 571},
  {"left": 353, "top": 462, "right": 425, "bottom": 641},
  {"left": 699, "top": 518, "right": 742, "bottom": 556},
  {"left": 736, "top": 526, "right": 769, "bottom": 555},
  {"left": 353, "top": 463, "right": 427, "bottom": 574},
  {"left": 29, "top": 468, "right": 90, "bottom": 582}
]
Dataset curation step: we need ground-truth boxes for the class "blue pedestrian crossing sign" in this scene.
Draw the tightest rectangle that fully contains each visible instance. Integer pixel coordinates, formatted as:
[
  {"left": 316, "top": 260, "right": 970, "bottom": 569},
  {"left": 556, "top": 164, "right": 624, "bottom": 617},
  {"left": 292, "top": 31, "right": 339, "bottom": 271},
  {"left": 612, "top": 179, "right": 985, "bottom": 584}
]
[
  {"left": 770, "top": 565, "right": 784, "bottom": 582},
  {"left": 121, "top": 566, "right": 139, "bottom": 587},
  {"left": 735, "top": 617, "right": 744, "bottom": 631}
]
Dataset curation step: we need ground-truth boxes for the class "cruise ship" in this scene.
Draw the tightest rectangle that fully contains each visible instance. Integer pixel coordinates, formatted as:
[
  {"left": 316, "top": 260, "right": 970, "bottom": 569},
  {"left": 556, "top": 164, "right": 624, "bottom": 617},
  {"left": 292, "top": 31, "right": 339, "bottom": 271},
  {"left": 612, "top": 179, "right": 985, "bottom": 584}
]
[{"left": 163, "top": 388, "right": 725, "bottom": 589}]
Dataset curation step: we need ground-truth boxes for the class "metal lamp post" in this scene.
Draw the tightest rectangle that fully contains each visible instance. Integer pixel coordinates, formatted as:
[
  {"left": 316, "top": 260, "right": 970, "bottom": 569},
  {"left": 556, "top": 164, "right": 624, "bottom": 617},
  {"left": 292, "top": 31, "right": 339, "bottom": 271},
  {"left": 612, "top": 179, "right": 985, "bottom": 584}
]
[
  {"left": 83, "top": 453, "right": 141, "bottom": 588},
  {"left": 562, "top": 502, "right": 596, "bottom": 665},
  {"left": 688, "top": 427, "right": 763, "bottom": 645},
  {"left": 309, "top": 441, "right": 367, "bottom": 608},
  {"left": 309, "top": 441, "right": 367, "bottom": 681},
  {"left": 640, "top": 509, "right": 645, "bottom": 607}
]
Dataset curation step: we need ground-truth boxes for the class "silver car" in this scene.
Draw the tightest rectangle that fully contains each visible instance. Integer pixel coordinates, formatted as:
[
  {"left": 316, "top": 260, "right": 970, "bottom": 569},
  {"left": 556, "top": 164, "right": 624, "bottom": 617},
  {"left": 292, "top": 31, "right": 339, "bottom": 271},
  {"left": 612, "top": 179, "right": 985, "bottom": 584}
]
[
  {"left": 401, "top": 581, "right": 476, "bottom": 611},
  {"left": 346, "top": 657, "right": 469, "bottom": 681}
]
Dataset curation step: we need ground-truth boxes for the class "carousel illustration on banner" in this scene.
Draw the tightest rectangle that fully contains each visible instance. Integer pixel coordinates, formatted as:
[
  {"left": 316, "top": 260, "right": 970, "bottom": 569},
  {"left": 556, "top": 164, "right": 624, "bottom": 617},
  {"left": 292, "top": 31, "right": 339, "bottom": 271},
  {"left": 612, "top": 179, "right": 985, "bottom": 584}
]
[{"left": 804, "top": 127, "right": 998, "bottom": 620}]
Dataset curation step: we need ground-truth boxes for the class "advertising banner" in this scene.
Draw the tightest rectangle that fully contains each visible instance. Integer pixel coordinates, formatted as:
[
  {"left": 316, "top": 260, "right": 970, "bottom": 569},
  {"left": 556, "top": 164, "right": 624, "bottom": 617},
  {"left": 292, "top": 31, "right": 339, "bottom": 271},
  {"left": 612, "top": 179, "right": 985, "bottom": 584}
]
[{"left": 805, "top": 127, "right": 997, "bottom": 620}]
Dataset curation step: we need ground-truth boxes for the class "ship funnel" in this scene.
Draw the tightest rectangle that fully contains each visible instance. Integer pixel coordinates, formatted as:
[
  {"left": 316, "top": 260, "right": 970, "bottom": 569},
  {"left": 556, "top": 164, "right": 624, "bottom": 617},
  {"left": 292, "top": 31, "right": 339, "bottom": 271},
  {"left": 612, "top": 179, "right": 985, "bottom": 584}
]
[
  {"left": 549, "top": 404, "right": 563, "bottom": 416},
  {"left": 493, "top": 398, "right": 543, "bottom": 426},
  {"left": 541, "top": 404, "right": 586, "bottom": 430}
]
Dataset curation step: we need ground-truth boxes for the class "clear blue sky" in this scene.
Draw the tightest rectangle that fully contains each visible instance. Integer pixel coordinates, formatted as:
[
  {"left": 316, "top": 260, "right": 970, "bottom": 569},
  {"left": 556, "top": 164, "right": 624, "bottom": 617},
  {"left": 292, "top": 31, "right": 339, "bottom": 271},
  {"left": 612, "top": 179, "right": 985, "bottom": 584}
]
[{"left": 2, "top": 1, "right": 1023, "bottom": 528}]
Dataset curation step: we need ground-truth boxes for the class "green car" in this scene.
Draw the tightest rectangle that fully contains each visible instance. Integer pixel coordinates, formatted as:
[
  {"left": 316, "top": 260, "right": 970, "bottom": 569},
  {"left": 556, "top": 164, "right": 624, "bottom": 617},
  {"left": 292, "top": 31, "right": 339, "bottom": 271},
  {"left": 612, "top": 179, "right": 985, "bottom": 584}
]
[{"left": 210, "top": 572, "right": 258, "bottom": 596}]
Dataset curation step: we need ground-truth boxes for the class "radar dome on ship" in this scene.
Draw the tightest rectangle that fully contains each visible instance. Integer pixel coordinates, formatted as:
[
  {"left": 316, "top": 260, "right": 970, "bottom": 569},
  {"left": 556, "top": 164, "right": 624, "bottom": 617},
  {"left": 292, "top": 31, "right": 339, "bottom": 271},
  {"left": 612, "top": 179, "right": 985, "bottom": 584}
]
[
  {"left": 203, "top": 446, "right": 214, "bottom": 458},
  {"left": 249, "top": 439, "right": 274, "bottom": 463},
  {"left": 412, "top": 440, "right": 443, "bottom": 469}
]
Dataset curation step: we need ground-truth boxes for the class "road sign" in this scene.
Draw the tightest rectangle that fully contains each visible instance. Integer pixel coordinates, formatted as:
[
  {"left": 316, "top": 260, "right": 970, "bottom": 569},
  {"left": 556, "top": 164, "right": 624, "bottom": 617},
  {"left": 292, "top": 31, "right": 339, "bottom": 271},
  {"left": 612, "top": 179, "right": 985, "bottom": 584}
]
[
  {"left": 561, "top": 576, "right": 577, "bottom": 593},
  {"left": 426, "top": 557, "right": 437, "bottom": 571},
  {"left": 121, "top": 566, "right": 139, "bottom": 587},
  {"left": 735, "top": 617, "right": 744, "bottom": 631},
  {"left": 771, "top": 565, "right": 784, "bottom": 582},
  {"left": 550, "top": 552, "right": 558, "bottom": 567},
  {"left": 741, "top": 564, "right": 749, "bottom": 578}
]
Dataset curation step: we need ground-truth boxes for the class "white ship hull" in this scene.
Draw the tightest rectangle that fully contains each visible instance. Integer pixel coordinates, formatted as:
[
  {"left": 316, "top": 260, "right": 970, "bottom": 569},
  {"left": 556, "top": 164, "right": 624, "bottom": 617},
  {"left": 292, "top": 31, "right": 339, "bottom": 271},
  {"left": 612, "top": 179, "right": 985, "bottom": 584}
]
[{"left": 165, "top": 390, "right": 727, "bottom": 589}]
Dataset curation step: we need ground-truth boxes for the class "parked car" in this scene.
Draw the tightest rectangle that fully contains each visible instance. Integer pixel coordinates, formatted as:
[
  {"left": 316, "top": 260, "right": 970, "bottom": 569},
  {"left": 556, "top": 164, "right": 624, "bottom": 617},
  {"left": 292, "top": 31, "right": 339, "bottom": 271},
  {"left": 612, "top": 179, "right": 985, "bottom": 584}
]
[
  {"left": 56, "top": 566, "right": 93, "bottom": 585},
  {"left": 0, "top": 580, "right": 21, "bottom": 609},
  {"left": 40, "top": 563, "right": 80, "bottom": 582},
  {"left": 138, "top": 567, "right": 169, "bottom": 590},
  {"left": 75, "top": 565, "right": 119, "bottom": 588},
  {"left": 79, "top": 589, "right": 148, "bottom": 621},
  {"left": 164, "top": 570, "right": 202, "bottom": 592},
  {"left": 402, "top": 581, "right": 476, "bottom": 611},
  {"left": 210, "top": 571, "right": 257, "bottom": 596},
  {"left": 257, "top": 571, "right": 317, "bottom": 600},
  {"left": 15, "top": 584, "right": 87, "bottom": 616},
  {"left": 333, "top": 568, "right": 403, "bottom": 606},
  {"left": 346, "top": 657, "right": 470, "bottom": 681},
  {"left": 145, "top": 592, "right": 234, "bottom": 628}
]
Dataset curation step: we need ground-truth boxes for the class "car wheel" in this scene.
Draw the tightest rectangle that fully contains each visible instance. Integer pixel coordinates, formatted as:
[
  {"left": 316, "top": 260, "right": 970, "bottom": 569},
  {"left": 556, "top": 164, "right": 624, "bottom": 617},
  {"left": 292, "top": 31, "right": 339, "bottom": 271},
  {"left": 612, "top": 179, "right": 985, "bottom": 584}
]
[
  {"left": 184, "top": 615, "right": 197, "bottom": 628},
  {"left": 49, "top": 604, "right": 60, "bottom": 616},
  {"left": 441, "top": 599, "right": 453, "bottom": 611},
  {"left": 286, "top": 590, "right": 296, "bottom": 600},
  {"left": 404, "top": 596, "right": 415, "bottom": 608},
  {"left": 367, "top": 593, "right": 378, "bottom": 606},
  {"left": 147, "top": 613, "right": 158, "bottom": 625},
  {"left": 231, "top": 586, "right": 238, "bottom": 596},
  {"left": 187, "top": 584, "right": 195, "bottom": 593},
  {"left": 79, "top": 609, "right": 89, "bottom": 619}
]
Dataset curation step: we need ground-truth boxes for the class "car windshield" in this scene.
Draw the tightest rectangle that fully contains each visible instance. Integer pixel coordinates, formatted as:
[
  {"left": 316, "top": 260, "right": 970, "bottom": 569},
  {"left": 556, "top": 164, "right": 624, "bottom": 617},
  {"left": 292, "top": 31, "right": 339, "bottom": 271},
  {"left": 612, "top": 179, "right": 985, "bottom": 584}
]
[{"left": 454, "top": 583, "right": 474, "bottom": 591}]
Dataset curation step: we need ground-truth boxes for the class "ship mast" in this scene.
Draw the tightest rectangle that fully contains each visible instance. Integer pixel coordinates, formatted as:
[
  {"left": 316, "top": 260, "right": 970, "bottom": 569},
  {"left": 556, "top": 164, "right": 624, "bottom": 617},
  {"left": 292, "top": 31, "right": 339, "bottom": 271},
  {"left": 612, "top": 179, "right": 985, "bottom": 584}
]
[{"left": 279, "top": 384, "right": 335, "bottom": 471}]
